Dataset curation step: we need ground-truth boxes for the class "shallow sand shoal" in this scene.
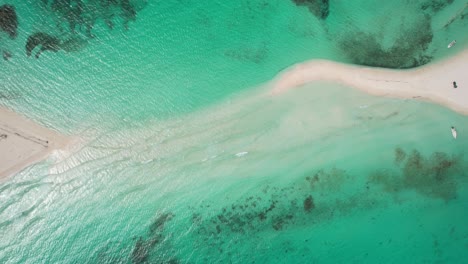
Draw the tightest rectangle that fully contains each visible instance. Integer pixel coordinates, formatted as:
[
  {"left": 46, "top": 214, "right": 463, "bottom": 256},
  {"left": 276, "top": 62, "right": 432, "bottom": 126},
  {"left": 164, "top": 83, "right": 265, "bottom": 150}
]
[
  {"left": 271, "top": 49, "right": 468, "bottom": 115},
  {"left": 0, "top": 107, "right": 71, "bottom": 180}
]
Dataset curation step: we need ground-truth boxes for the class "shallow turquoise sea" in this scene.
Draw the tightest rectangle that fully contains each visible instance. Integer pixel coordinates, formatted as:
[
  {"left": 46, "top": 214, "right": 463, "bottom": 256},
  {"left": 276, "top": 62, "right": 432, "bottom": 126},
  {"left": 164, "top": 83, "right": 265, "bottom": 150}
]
[{"left": 1, "top": 0, "right": 468, "bottom": 263}]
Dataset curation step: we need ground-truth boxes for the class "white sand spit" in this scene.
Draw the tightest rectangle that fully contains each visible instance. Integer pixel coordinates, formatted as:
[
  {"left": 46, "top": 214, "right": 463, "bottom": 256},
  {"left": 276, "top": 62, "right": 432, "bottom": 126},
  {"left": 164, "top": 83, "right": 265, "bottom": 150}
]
[
  {"left": 271, "top": 50, "right": 468, "bottom": 115},
  {"left": 0, "top": 107, "right": 71, "bottom": 180}
]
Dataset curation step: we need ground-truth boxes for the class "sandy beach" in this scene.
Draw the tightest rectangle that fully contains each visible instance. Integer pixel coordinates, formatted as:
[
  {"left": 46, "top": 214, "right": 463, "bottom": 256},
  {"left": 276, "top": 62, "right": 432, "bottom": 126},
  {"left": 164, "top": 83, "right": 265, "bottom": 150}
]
[
  {"left": 271, "top": 49, "right": 468, "bottom": 115},
  {"left": 0, "top": 107, "right": 71, "bottom": 180}
]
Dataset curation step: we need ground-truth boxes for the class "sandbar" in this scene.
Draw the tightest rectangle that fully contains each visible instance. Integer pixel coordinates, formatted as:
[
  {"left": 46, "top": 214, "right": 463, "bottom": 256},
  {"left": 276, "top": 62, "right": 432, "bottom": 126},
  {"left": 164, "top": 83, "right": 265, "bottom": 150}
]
[
  {"left": 271, "top": 49, "right": 468, "bottom": 115},
  {"left": 0, "top": 107, "right": 71, "bottom": 180}
]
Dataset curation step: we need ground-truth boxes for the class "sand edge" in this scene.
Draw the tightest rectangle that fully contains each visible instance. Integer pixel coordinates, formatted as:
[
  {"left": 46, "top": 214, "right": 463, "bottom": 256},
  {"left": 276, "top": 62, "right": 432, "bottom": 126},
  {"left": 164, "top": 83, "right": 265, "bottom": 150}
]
[{"left": 271, "top": 49, "right": 468, "bottom": 115}]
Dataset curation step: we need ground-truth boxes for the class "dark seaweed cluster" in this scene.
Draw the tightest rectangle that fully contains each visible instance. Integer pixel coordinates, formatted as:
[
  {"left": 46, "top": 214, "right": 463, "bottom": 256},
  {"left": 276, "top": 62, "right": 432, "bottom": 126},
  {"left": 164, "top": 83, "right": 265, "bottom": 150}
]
[
  {"left": 338, "top": 15, "right": 434, "bottom": 69},
  {"left": 185, "top": 169, "right": 382, "bottom": 260},
  {"left": 0, "top": 4, "right": 18, "bottom": 39},
  {"left": 0, "top": 4, "right": 18, "bottom": 60},
  {"left": 131, "top": 213, "right": 178, "bottom": 264},
  {"left": 95, "top": 147, "right": 465, "bottom": 261},
  {"left": 224, "top": 42, "right": 269, "bottom": 64},
  {"left": 420, "top": 0, "right": 454, "bottom": 13},
  {"left": 41, "top": 0, "right": 145, "bottom": 37},
  {"left": 462, "top": 8, "right": 468, "bottom": 20},
  {"left": 94, "top": 212, "right": 178, "bottom": 264},
  {"left": 26, "top": 33, "right": 61, "bottom": 58},
  {"left": 1, "top": 1, "right": 146, "bottom": 60},
  {"left": 186, "top": 149, "right": 464, "bottom": 259},
  {"left": 370, "top": 148, "right": 464, "bottom": 201},
  {"left": 305, "top": 167, "right": 347, "bottom": 192},
  {"left": 25, "top": 32, "right": 88, "bottom": 58},
  {"left": 442, "top": 2, "right": 468, "bottom": 29},
  {"left": 188, "top": 191, "right": 321, "bottom": 258},
  {"left": 394, "top": 147, "right": 406, "bottom": 165},
  {"left": 291, "top": 0, "right": 330, "bottom": 20},
  {"left": 194, "top": 189, "right": 310, "bottom": 236},
  {"left": 94, "top": 145, "right": 467, "bottom": 262}
]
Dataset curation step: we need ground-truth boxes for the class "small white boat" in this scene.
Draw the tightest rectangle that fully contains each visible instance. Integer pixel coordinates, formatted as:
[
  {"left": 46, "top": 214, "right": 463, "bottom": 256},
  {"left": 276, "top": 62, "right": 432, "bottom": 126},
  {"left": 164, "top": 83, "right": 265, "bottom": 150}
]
[
  {"left": 451, "top": 126, "right": 457, "bottom": 139},
  {"left": 235, "top": 151, "right": 248, "bottom": 157},
  {"left": 448, "top": 40, "right": 456, "bottom": 48}
]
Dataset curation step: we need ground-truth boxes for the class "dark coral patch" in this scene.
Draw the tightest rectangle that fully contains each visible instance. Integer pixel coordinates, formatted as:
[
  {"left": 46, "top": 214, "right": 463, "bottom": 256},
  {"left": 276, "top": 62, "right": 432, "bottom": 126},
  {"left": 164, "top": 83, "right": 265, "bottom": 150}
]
[
  {"left": 0, "top": 5, "right": 18, "bottom": 39},
  {"left": 291, "top": 0, "right": 330, "bottom": 20},
  {"left": 303, "top": 195, "right": 315, "bottom": 212},
  {"left": 26, "top": 33, "right": 61, "bottom": 58},
  {"left": 394, "top": 147, "right": 406, "bottom": 164},
  {"left": 337, "top": 15, "right": 434, "bottom": 69},
  {"left": 370, "top": 149, "right": 463, "bottom": 201},
  {"left": 421, "top": 0, "right": 454, "bottom": 13},
  {"left": 131, "top": 212, "right": 177, "bottom": 264},
  {"left": 41, "top": 0, "right": 146, "bottom": 38}
]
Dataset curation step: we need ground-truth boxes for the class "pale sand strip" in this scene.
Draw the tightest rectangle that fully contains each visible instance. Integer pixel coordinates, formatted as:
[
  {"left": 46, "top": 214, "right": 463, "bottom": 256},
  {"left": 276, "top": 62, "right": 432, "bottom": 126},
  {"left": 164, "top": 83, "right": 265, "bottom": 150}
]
[
  {"left": 271, "top": 49, "right": 468, "bottom": 115},
  {"left": 0, "top": 107, "right": 71, "bottom": 180}
]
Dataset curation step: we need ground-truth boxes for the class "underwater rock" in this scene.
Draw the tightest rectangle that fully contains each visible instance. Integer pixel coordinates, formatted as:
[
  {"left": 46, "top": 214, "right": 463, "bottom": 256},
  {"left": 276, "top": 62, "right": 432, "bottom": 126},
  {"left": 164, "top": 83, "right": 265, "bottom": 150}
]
[
  {"left": 26, "top": 33, "right": 61, "bottom": 58},
  {"left": 2, "top": 50, "right": 12, "bottom": 61},
  {"left": 291, "top": 0, "right": 330, "bottom": 20},
  {"left": 0, "top": 5, "right": 18, "bottom": 39},
  {"left": 303, "top": 195, "right": 315, "bottom": 212}
]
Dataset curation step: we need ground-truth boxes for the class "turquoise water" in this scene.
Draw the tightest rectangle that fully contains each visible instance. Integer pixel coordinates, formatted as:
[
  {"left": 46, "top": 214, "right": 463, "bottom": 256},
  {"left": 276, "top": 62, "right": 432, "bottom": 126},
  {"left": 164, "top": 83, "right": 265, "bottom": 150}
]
[{"left": 1, "top": 0, "right": 468, "bottom": 263}]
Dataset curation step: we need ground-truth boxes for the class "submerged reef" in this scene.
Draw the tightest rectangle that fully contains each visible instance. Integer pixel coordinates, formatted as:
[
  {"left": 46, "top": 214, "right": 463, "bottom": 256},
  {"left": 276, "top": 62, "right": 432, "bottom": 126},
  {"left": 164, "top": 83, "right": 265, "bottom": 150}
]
[
  {"left": 186, "top": 171, "right": 381, "bottom": 260},
  {"left": 303, "top": 195, "right": 315, "bottom": 212},
  {"left": 370, "top": 148, "right": 464, "bottom": 201},
  {"left": 224, "top": 42, "right": 269, "bottom": 64},
  {"left": 26, "top": 32, "right": 88, "bottom": 58},
  {"left": 187, "top": 149, "right": 465, "bottom": 260},
  {"left": 131, "top": 212, "right": 178, "bottom": 264},
  {"left": 95, "top": 212, "right": 178, "bottom": 263},
  {"left": 26, "top": 33, "right": 62, "bottom": 58},
  {"left": 0, "top": 4, "right": 18, "bottom": 39},
  {"left": 291, "top": 0, "right": 330, "bottom": 20},
  {"left": 305, "top": 167, "right": 347, "bottom": 192},
  {"left": 394, "top": 147, "right": 406, "bottom": 165},
  {"left": 337, "top": 15, "right": 434, "bottom": 69},
  {"left": 95, "top": 146, "right": 466, "bottom": 261},
  {"left": 420, "top": 0, "right": 454, "bottom": 13},
  {"left": 41, "top": 0, "right": 146, "bottom": 37},
  {"left": 2, "top": 50, "right": 12, "bottom": 61}
]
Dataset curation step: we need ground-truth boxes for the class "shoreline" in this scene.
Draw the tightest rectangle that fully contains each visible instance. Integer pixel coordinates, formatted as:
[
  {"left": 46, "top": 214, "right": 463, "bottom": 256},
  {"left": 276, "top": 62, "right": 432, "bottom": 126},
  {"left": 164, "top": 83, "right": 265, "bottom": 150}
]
[
  {"left": 270, "top": 49, "right": 468, "bottom": 115},
  {"left": 0, "top": 107, "right": 72, "bottom": 180}
]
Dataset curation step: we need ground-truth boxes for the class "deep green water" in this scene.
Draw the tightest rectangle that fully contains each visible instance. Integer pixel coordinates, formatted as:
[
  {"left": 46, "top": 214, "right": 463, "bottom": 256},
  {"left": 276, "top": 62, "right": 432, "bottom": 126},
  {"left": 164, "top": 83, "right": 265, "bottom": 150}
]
[{"left": 1, "top": 0, "right": 468, "bottom": 263}]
